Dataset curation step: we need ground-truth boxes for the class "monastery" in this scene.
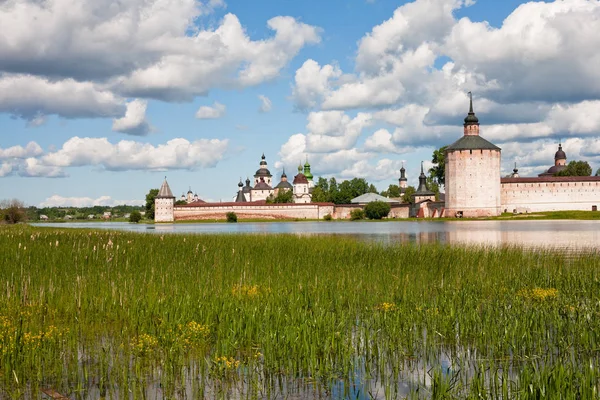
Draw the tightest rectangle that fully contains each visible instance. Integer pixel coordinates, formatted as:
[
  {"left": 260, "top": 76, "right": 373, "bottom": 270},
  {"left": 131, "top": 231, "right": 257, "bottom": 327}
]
[{"left": 155, "top": 96, "right": 600, "bottom": 222}]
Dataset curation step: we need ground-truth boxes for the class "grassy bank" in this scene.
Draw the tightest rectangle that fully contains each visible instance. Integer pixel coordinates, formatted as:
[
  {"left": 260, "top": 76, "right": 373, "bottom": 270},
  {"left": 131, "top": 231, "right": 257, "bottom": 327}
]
[{"left": 1, "top": 226, "right": 599, "bottom": 398}]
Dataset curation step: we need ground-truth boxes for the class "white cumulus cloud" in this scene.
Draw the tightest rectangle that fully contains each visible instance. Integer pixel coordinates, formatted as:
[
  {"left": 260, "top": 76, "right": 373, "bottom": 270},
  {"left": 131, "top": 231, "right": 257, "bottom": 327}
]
[
  {"left": 195, "top": 102, "right": 226, "bottom": 119},
  {"left": 112, "top": 99, "right": 151, "bottom": 136}
]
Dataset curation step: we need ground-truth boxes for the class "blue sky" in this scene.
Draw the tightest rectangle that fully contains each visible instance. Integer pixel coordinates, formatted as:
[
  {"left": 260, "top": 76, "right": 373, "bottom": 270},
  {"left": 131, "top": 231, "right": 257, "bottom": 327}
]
[{"left": 1, "top": 0, "right": 599, "bottom": 207}]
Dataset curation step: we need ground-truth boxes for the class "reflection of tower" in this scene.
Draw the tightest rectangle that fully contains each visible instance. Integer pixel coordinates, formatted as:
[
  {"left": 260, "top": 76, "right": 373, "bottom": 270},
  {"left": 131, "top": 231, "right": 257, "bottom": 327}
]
[
  {"left": 303, "top": 158, "right": 314, "bottom": 188},
  {"left": 445, "top": 92, "right": 501, "bottom": 217},
  {"left": 399, "top": 162, "right": 408, "bottom": 194}
]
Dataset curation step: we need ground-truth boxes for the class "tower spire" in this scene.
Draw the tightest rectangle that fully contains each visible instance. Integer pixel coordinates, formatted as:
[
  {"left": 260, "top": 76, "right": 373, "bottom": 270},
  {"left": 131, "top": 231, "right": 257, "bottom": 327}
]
[
  {"left": 468, "top": 91, "right": 474, "bottom": 114},
  {"left": 463, "top": 91, "right": 480, "bottom": 136}
]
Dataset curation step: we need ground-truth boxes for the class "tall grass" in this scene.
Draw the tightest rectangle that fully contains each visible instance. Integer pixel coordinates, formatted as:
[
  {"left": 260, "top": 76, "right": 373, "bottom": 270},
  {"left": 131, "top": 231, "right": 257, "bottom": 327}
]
[{"left": 0, "top": 225, "right": 599, "bottom": 398}]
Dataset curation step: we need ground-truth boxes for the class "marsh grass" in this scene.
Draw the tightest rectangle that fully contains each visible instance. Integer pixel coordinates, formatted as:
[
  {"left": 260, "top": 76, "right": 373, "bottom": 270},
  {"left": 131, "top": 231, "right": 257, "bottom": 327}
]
[{"left": 1, "top": 226, "right": 599, "bottom": 398}]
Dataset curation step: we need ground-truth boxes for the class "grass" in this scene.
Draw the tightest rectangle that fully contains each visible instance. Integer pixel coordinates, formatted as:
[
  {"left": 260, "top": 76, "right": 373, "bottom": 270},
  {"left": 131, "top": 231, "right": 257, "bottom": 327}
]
[{"left": 1, "top": 225, "right": 599, "bottom": 398}]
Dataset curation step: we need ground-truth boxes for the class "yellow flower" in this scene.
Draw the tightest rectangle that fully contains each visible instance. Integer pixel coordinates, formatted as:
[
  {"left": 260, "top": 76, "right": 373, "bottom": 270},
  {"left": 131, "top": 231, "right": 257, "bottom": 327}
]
[
  {"left": 376, "top": 302, "right": 397, "bottom": 312},
  {"left": 517, "top": 287, "right": 558, "bottom": 301}
]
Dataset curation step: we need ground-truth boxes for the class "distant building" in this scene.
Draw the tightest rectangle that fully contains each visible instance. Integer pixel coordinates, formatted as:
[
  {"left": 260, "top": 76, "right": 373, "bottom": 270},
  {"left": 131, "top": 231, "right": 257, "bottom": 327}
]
[
  {"left": 155, "top": 177, "right": 175, "bottom": 222},
  {"left": 398, "top": 163, "right": 408, "bottom": 194},
  {"left": 39, "top": 215, "right": 48, "bottom": 221},
  {"left": 538, "top": 143, "right": 567, "bottom": 177},
  {"left": 292, "top": 171, "right": 311, "bottom": 203}
]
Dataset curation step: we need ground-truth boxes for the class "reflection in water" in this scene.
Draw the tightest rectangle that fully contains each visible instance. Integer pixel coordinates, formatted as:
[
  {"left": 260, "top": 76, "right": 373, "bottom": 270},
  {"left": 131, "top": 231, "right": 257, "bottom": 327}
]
[{"left": 31, "top": 220, "right": 600, "bottom": 250}]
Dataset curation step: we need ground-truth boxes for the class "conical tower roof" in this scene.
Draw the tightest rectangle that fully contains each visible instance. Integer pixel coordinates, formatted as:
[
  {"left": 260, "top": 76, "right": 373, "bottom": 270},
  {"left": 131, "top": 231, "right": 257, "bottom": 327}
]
[{"left": 157, "top": 177, "right": 175, "bottom": 198}]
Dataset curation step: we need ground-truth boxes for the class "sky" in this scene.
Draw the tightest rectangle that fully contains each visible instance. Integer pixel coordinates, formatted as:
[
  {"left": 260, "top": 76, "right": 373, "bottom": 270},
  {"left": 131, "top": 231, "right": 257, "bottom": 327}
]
[{"left": 1, "top": 0, "right": 600, "bottom": 207}]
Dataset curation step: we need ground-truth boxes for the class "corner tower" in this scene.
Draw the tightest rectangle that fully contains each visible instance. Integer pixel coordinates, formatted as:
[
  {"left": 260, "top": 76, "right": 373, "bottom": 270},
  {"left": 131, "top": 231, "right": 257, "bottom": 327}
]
[
  {"left": 155, "top": 177, "right": 175, "bottom": 222},
  {"left": 445, "top": 93, "right": 501, "bottom": 217}
]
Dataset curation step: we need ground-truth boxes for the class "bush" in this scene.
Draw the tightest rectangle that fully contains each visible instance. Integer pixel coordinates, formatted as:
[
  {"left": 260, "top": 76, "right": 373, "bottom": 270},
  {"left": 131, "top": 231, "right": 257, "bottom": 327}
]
[
  {"left": 129, "top": 210, "right": 142, "bottom": 223},
  {"left": 364, "top": 201, "right": 391, "bottom": 220},
  {"left": 350, "top": 208, "right": 365, "bottom": 221},
  {"left": 226, "top": 212, "right": 238, "bottom": 223},
  {"left": 323, "top": 213, "right": 332, "bottom": 221},
  {"left": 0, "top": 199, "right": 27, "bottom": 224}
]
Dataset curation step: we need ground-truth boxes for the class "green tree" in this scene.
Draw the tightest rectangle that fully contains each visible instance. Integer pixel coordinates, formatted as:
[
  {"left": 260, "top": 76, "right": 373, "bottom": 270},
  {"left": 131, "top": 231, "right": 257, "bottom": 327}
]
[
  {"left": 596, "top": 168, "right": 600, "bottom": 176},
  {"left": 364, "top": 201, "right": 391, "bottom": 220},
  {"left": 0, "top": 199, "right": 27, "bottom": 224},
  {"left": 311, "top": 187, "right": 329, "bottom": 203},
  {"left": 429, "top": 146, "right": 447, "bottom": 186},
  {"left": 380, "top": 184, "right": 400, "bottom": 198},
  {"left": 129, "top": 210, "right": 142, "bottom": 223},
  {"left": 226, "top": 212, "right": 238, "bottom": 223},
  {"left": 555, "top": 161, "right": 592, "bottom": 177},
  {"left": 350, "top": 208, "right": 365, "bottom": 221},
  {"left": 402, "top": 186, "right": 416, "bottom": 204},
  {"left": 175, "top": 199, "right": 187, "bottom": 205},
  {"left": 273, "top": 190, "right": 294, "bottom": 203},
  {"left": 426, "top": 176, "right": 440, "bottom": 200},
  {"left": 145, "top": 189, "right": 159, "bottom": 220},
  {"left": 368, "top": 184, "right": 378, "bottom": 193}
]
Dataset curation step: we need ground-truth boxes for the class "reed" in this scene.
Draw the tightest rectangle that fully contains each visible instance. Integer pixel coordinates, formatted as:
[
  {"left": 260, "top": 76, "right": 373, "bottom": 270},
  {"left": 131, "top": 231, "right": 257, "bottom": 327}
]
[{"left": 0, "top": 225, "right": 599, "bottom": 398}]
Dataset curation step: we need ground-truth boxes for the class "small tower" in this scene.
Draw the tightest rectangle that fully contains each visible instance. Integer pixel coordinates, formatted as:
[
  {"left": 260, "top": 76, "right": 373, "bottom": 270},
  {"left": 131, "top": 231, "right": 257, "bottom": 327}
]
[
  {"left": 538, "top": 143, "right": 568, "bottom": 176},
  {"left": 235, "top": 179, "right": 246, "bottom": 202},
  {"left": 412, "top": 162, "right": 436, "bottom": 204},
  {"left": 274, "top": 168, "right": 293, "bottom": 196},
  {"left": 511, "top": 162, "right": 520, "bottom": 178},
  {"left": 254, "top": 153, "right": 273, "bottom": 186},
  {"left": 242, "top": 177, "right": 252, "bottom": 201},
  {"left": 186, "top": 187, "right": 194, "bottom": 203},
  {"left": 155, "top": 177, "right": 175, "bottom": 222},
  {"left": 399, "top": 162, "right": 408, "bottom": 194},
  {"left": 445, "top": 92, "right": 501, "bottom": 217}
]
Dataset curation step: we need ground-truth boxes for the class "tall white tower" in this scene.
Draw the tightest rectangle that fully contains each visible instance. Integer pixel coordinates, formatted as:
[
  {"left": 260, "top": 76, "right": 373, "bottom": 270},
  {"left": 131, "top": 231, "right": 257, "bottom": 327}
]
[
  {"left": 445, "top": 93, "right": 501, "bottom": 217},
  {"left": 155, "top": 177, "right": 175, "bottom": 222}
]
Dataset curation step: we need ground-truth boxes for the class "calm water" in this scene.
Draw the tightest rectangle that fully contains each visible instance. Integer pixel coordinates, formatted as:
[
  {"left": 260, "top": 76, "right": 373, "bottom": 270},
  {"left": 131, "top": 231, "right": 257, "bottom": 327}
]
[{"left": 31, "top": 220, "right": 600, "bottom": 250}]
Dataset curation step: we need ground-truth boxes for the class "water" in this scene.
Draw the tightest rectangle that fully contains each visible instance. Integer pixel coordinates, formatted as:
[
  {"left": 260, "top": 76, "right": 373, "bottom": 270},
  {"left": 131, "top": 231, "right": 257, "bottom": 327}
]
[{"left": 31, "top": 220, "right": 600, "bottom": 250}]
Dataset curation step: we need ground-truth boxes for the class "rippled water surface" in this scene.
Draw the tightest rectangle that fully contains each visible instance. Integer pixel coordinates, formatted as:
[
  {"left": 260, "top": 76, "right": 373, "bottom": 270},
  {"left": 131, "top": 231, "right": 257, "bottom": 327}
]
[{"left": 32, "top": 220, "right": 600, "bottom": 250}]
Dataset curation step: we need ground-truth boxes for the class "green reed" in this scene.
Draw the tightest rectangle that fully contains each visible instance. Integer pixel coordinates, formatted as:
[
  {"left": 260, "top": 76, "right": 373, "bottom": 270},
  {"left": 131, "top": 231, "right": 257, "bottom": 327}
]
[{"left": 0, "top": 225, "right": 599, "bottom": 398}]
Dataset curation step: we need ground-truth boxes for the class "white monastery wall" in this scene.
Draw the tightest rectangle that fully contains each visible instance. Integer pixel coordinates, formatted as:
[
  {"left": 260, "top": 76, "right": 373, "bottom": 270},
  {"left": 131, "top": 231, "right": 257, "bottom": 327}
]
[
  {"left": 445, "top": 149, "right": 501, "bottom": 217},
  {"left": 501, "top": 179, "right": 600, "bottom": 212},
  {"left": 174, "top": 203, "right": 334, "bottom": 221}
]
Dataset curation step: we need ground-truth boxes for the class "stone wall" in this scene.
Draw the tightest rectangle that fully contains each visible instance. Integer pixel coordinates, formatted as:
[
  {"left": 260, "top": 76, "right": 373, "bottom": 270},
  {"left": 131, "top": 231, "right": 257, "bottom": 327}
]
[
  {"left": 174, "top": 203, "right": 335, "bottom": 221},
  {"left": 445, "top": 149, "right": 501, "bottom": 217},
  {"left": 501, "top": 177, "right": 600, "bottom": 213}
]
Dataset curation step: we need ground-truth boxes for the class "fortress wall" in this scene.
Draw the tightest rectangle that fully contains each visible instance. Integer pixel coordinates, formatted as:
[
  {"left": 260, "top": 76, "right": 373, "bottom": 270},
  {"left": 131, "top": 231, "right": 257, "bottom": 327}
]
[
  {"left": 445, "top": 149, "right": 501, "bottom": 217},
  {"left": 501, "top": 180, "right": 600, "bottom": 212},
  {"left": 174, "top": 204, "right": 331, "bottom": 220}
]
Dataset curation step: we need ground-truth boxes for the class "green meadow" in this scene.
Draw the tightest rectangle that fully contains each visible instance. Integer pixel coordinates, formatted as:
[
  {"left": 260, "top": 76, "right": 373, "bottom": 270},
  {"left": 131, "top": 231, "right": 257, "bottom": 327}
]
[{"left": 1, "top": 226, "right": 599, "bottom": 399}]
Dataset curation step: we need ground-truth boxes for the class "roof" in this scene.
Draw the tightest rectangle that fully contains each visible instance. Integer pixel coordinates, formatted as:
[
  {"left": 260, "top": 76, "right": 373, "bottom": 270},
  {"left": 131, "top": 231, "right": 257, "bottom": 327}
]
[
  {"left": 351, "top": 193, "right": 400, "bottom": 204},
  {"left": 253, "top": 181, "right": 272, "bottom": 190},
  {"left": 446, "top": 135, "right": 501, "bottom": 151},
  {"left": 275, "top": 180, "right": 293, "bottom": 189},
  {"left": 539, "top": 165, "right": 566, "bottom": 176},
  {"left": 502, "top": 176, "right": 600, "bottom": 184},
  {"left": 555, "top": 144, "right": 567, "bottom": 160},
  {"left": 255, "top": 168, "right": 272, "bottom": 177},
  {"left": 293, "top": 173, "right": 309, "bottom": 184},
  {"left": 235, "top": 191, "right": 246, "bottom": 202},
  {"left": 157, "top": 178, "right": 175, "bottom": 198}
]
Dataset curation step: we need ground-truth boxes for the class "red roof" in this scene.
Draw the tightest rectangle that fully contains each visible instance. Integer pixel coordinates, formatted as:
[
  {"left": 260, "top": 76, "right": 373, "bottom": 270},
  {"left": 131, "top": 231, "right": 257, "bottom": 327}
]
[
  {"left": 501, "top": 176, "right": 600, "bottom": 184},
  {"left": 293, "top": 173, "right": 309, "bottom": 184}
]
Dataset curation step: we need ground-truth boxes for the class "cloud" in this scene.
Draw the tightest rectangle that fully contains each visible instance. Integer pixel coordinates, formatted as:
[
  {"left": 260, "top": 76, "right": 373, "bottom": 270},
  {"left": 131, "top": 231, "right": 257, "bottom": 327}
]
[
  {"left": 305, "top": 111, "right": 373, "bottom": 153},
  {"left": 258, "top": 95, "right": 272, "bottom": 113},
  {"left": 39, "top": 195, "right": 145, "bottom": 208},
  {"left": 291, "top": 59, "right": 342, "bottom": 110},
  {"left": 0, "top": 142, "right": 43, "bottom": 160},
  {"left": 112, "top": 99, "right": 151, "bottom": 135},
  {"left": 0, "top": 1, "right": 320, "bottom": 118},
  {"left": 41, "top": 136, "right": 229, "bottom": 172},
  {"left": 195, "top": 102, "right": 226, "bottom": 119},
  {"left": 116, "top": 14, "right": 321, "bottom": 101},
  {"left": 0, "top": 74, "right": 124, "bottom": 120}
]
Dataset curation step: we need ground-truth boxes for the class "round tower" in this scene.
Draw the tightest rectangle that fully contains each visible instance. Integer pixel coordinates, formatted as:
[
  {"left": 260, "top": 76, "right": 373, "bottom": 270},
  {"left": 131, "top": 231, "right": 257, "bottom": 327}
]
[
  {"left": 399, "top": 162, "right": 408, "bottom": 193},
  {"left": 445, "top": 93, "right": 501, "bottom": 217},
  {"left": 155, "top": 177, "right": 175, "bottom": 222}
]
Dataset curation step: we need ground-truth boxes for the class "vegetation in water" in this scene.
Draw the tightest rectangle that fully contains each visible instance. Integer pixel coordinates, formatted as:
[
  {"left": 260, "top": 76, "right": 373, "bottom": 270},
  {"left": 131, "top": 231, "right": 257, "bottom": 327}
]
[{"left": 1, "top": 225, "right": 599, "bottom": 398}]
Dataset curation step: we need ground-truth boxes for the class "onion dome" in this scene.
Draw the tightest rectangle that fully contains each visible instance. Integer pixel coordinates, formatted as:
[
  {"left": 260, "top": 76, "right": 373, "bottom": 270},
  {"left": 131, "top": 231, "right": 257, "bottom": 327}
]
[
  {"left": 245, "top": 177, "right": 251, "bottom": 186},
  {"left": 297, "top": 162, "right": 303, "bottom": 173},
  {"left": 260, "top": 153, "right": 267, "bottom": 166},
  {"left": 464, "top": 91, "right": 479, "bottom": 125},
  {"left": 187, "top": 187, "right": 193, "bottom": 194},
  {"left": 399, "top": 163, "right": 407, "bottom": 181},
  {"left": 303, "top": 159, "right": 313, "bottom": 180},
  {"left": 554, "top": 143, "right": 566, "bottom": 161},
  {"left": 281, "top": 168, "right": 287, "bottom": 179},
  {"left": 238, "top": 179, "right": 244, "bottom": 188}
]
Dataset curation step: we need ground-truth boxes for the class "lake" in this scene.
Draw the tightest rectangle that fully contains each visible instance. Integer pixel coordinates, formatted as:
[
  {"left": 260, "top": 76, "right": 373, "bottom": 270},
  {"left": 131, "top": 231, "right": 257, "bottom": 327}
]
[{"left": 31, "top": 220, "right": 600, "bottom": 250}]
